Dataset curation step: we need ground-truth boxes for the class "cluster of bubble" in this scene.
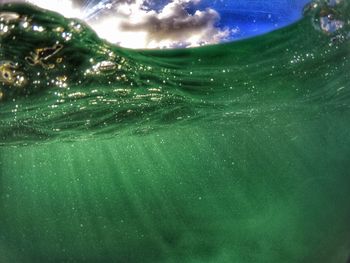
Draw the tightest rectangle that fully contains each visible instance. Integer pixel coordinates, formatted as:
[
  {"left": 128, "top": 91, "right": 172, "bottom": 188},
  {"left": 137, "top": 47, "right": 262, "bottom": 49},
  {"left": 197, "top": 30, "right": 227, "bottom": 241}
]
[
  {"left": 0, "top": 11, "right": 60, "bottom": 100},
  {"left": 0, "top": 12, "right": 26, "bottom": 99},
  {"left": 304, "top": 0, "right": 349, "bottom": 44},
  {"left": 0, "top": 9, "right": 130, "bottom": 102}
]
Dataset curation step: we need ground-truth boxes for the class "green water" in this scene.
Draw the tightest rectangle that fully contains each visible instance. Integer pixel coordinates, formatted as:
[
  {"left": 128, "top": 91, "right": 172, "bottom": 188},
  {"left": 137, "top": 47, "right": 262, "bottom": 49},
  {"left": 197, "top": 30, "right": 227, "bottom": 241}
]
[{"left": 1, "top": 1, "right": 350, "bottom": 262}]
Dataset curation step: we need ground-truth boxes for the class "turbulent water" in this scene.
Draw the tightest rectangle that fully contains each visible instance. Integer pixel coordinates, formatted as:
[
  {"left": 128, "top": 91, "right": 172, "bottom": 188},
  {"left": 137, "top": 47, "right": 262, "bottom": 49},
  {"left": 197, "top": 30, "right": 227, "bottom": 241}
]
[{"left": 0, "top": 1, "right": 350, "bottom": 262}]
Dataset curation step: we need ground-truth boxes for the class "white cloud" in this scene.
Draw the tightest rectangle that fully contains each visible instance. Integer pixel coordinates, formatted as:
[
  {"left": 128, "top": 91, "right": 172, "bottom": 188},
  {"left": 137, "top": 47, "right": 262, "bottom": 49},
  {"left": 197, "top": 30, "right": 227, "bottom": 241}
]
[
  {"left": 92, "top": 0, "right": 232, "bottom": 48},
  {"left": 4, "top": 0, "right": 233, "bottom": 49}
]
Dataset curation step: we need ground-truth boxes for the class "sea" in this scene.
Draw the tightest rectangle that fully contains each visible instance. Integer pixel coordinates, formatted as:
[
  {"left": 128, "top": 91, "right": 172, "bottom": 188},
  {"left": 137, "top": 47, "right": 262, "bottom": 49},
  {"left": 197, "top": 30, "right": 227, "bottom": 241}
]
[{"left": 0, "top": 1, "right": 350, "bottom": 262}]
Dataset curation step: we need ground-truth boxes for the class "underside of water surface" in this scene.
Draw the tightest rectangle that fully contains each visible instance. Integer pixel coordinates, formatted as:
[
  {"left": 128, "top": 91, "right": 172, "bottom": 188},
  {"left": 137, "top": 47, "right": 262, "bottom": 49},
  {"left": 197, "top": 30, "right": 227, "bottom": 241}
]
[{"left": 0, "top": 0, "right": 350, "bottom": 262}]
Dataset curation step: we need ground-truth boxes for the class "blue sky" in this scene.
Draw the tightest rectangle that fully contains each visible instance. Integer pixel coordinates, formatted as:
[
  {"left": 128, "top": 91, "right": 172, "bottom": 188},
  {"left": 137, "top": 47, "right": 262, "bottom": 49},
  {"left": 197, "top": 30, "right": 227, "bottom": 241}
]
[
  {"left": 5, "top": 0, "right": 311, "bottom": 48},
  {"left": 201, "top": 0, "right": 310, "bottom": 38},
  {"left": 145, "top": 0, "right": 310, "bottom": 39}
]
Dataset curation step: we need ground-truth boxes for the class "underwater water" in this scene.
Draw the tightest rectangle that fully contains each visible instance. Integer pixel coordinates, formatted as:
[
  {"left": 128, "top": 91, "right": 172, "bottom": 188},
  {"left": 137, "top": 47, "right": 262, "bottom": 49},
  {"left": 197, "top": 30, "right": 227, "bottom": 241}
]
[{"left": 0, "top": 1, "right": 350, "bottom": 262}]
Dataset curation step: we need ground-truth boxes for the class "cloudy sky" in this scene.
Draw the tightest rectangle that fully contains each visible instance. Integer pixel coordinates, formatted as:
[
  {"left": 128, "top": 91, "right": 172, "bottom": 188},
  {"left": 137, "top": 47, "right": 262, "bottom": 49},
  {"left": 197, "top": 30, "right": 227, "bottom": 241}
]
[{"left": 1, "top": 0, "right": 310, "bottom": 48}]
